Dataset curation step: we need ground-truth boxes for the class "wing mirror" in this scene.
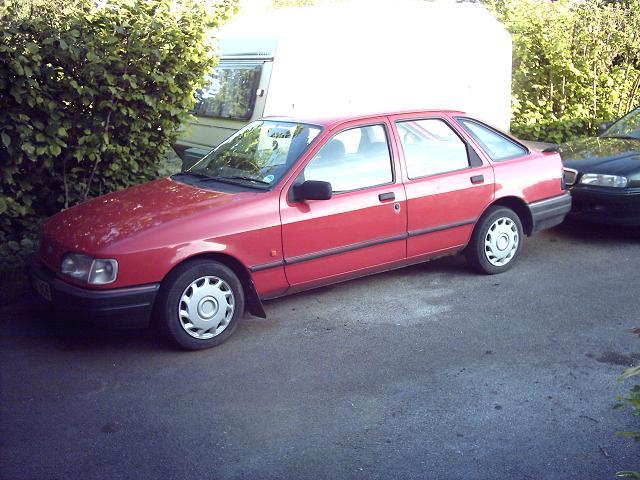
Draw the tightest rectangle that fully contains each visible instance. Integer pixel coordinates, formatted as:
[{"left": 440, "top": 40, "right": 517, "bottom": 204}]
[
  {"left": 292, "top": 180, "right": 333, "bottom": 201},
  {"left": 598, "top": 121, "right": 613, "bottom": 135}
]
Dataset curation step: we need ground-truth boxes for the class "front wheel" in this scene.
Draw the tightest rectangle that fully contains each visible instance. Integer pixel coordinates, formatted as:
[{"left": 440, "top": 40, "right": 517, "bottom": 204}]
[
  {"left": 156, "top": 260, "right": 245, "bottom": 350},
  {"left": 466, "top": 206, "right": 524, "bottom": 275}
]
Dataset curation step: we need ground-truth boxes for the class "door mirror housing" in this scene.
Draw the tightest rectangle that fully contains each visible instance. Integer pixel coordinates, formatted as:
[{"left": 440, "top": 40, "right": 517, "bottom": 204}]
[
  {"left": 293, "top": 180, "right": 333, "bottom": 201},
  {"left": 598, "top": 121, "right": 613, "bottom": 135}
]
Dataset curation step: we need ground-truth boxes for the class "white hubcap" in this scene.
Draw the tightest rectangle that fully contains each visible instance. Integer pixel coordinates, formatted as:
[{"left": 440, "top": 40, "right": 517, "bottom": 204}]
[
  {"left": 484, "top": 217, "right": 519, "bottom": 266},
  {"left": 178, "top": 276, "right": 234, "bottom": 339}
]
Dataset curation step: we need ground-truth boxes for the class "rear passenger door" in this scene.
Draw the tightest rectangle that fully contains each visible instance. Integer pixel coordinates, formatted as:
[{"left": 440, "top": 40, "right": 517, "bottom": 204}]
[
  {"left": 391, "top": 114, "right": 495, "bottom": 259},
  {"left": 279, "top": 120, "right": 407, "bottom": 289}
]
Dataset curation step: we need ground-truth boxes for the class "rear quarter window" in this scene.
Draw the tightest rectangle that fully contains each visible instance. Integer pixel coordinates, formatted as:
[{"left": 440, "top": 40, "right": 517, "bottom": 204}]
[{"left": 457, "top": 117, "right": 528, "bottom": 162}]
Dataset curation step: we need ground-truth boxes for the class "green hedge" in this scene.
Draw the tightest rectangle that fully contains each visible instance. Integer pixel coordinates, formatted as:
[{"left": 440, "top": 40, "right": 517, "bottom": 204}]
[
  {"left": 0, "top": 0, "right": 237, "bottom": 266},
  {"left": 511, "top": 117, "right": 600, "bottom": 144},
  {"left": 485, "top": 0, "right": 640, "bottom": 142}
]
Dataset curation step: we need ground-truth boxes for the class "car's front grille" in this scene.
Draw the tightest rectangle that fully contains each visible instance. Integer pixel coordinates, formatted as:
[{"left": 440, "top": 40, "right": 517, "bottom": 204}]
[{"left": 563, "top": 168, "right": 578, "bottom": 186}]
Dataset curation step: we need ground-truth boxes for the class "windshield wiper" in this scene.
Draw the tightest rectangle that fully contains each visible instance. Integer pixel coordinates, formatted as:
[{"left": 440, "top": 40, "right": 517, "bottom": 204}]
[
  {"left": 172, "top": 170, "right": 212, "bottom": 180},
  {"left": 175, "top": 170, "right": 270, "bottom": 188},
  {"left": 602, "top": 135, "right": 640, "bottom": 141},
  {"left": 216, "top": 175, "right": 271, "bottom": 185}
]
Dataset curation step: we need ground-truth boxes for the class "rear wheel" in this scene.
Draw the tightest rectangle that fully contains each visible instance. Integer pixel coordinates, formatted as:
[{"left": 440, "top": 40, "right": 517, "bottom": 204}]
[
  {"left": 466, "top": 206, "right": 523, "bottom": 275},
  {"left": 156, "top": 260, "right": 244, "bottom": 350}
]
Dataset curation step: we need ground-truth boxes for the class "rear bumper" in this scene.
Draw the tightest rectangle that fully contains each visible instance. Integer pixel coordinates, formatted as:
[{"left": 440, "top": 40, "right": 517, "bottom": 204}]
[
  {"left": 30, "top": 260, "right": 159, "bottom": 329},
  {"left": 529, "top": 193, "right": 572, "bottom": 233},
  {"left": 568, "top": 186, "right": 640, "bottom": 226}
]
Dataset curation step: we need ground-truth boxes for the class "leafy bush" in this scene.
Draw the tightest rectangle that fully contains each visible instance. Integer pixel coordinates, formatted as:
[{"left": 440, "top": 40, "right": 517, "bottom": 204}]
[
  {"left": 485, "top": 0, "right": 640, "bottom": 142},
  {"left": 509, "top": 117, "right": 599, "bottom": 145},
  {"left": 614, "top": 328, "right": 640, "bottom": 478},
  {"left": 0, "top": 0, "right": 237, "bottom": 265}
]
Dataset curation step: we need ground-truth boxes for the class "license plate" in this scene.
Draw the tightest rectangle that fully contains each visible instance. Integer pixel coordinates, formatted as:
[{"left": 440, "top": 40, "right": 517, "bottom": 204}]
[{"left": 33, "top": 277, "right": 52, "bottom": 302}]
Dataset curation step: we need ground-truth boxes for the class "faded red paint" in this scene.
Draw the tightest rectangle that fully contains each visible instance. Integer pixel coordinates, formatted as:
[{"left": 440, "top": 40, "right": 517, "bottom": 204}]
[{"left": 39, "top": 110, "right": 566, "bottom": 300}]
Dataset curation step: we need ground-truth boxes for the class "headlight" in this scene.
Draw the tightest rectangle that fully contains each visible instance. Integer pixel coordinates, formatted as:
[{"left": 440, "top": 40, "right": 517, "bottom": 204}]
[
  {"left": 61, "top": 253, "right": 93, "bottom": 280},
  {"left": 61, "top": 253, "right": 118, "bottom": 285},
  {"left": 89, "top": 259, "right": 119, "bottom": 285},
  {"left": 579, "top": 173, "right": 628, "bottom": 188}
]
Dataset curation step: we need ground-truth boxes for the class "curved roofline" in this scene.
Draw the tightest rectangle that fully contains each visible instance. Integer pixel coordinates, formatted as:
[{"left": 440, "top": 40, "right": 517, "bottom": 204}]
[{"left": 262, "top": 109, "right": 466, "bottom": 129}]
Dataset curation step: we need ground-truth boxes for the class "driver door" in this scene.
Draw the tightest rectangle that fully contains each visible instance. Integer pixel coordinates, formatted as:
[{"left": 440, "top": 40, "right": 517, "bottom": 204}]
[{"left": 279, "top": 120, "right": 407, "bottom": 290}]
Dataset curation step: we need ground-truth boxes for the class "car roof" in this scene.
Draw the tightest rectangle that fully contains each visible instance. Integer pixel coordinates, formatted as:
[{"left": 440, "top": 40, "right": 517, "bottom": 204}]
[{"left": 263, "top": 109, "right": 466, "bottom": 130}]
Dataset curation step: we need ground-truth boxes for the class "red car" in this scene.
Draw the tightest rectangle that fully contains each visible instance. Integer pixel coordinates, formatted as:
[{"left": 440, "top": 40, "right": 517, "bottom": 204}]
[{"left": 31, "top": 110, "right": 570, "bottom": 349}]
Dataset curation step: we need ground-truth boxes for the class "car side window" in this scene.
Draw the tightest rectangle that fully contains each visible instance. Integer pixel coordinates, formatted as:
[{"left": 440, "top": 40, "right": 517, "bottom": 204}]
[
  {"left": 303, "top": 124, "right": 393, "bottom": 192},
  {"left": 396, "top": 119, "right": 470, "bottom": 179},
  {"left": 457, "top": 118, "right": 528, "bottom": 161}
]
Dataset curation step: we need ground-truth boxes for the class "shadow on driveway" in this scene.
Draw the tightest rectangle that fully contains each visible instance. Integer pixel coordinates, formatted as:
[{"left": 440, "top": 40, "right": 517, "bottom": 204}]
[
  {"left": 0, "top": 293, "right": 164, "bottom": 353},
  {"left": 552, "top": 219, "right": 640, "bottom": 243}
]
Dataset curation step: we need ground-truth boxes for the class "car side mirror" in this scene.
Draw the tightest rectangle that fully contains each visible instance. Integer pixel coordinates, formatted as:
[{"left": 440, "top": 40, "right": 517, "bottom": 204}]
[
  {"left": 598, "top": 121, "right": 613, "bottom": 135},
  {"left": 293, "top": 180, "right": 333, "bottom": 201}
]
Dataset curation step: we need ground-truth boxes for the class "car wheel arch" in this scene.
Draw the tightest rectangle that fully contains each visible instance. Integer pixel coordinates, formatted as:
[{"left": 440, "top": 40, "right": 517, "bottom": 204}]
[
  {"left": 482, "top": 196, "right": 533, "bottom": 236},
  {"left": 159, "top": 251, "right": 266, "bottom": 319}
]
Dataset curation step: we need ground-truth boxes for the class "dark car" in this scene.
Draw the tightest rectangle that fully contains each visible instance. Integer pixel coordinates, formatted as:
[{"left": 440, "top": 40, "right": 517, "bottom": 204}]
[{"left": 560, "top": 107, "right": 640, "bottom": 225}]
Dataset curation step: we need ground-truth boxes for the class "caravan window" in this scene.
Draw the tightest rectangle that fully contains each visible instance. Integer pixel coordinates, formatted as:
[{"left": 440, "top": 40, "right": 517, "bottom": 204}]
[{"left": 193, "top": 63, "right": 262, "bottom": 121}]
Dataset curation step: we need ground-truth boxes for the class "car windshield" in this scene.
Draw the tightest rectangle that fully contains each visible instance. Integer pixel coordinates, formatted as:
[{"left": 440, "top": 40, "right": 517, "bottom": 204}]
[
  {"left": 188, "top": 121, "right": 322, "bottom": 188},
  {"left": 602, "top": 107, "right": 640, "bottom": 140}
]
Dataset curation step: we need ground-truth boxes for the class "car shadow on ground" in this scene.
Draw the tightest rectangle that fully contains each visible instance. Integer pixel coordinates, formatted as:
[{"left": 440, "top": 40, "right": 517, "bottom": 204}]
[
  {"left": 263, "top": 252, "right": 472, "bottom": 309},
  {"left": 44, "top": 320, "right": 163, "bottom": 353},
  {"left": 0, "top": 292, "right": 166, "bottom": 353},
  {"left": 551, "top": 219, "right": 640, "bottom": 244},
  {"left": 3, "top": 292, "right": 276, "bottom": 353}
]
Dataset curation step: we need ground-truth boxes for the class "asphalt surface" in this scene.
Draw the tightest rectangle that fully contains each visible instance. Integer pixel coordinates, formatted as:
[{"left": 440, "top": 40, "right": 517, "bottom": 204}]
[{"left": 1, "top": 220, "right": 639, "bottom": 480}]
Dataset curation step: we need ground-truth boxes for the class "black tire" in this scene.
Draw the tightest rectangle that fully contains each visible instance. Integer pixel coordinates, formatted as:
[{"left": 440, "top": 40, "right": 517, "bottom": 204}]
[
  {"left": 155, "top": 260, "right": 245, "bottom": 350},
  {"left": 465, "top": 206, "right": 524, "bottom": 275}
]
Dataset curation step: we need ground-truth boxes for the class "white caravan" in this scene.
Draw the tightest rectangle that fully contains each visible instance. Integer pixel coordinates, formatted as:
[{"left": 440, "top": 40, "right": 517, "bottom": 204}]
[{"left": 176, "top": 0, "right": 512, "bottom": 163}]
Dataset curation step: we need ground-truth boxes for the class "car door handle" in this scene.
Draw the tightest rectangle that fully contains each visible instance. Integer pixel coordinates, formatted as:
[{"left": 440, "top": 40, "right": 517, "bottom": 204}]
[
  {"left": 470, "top": 175, "right": 484, "bottom": 184},
  {"left": 378, "top": 192, "right": 395, "bottom": 202}
]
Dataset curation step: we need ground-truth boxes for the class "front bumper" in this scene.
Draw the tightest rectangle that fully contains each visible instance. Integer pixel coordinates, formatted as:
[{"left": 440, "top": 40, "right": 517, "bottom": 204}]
[
  {"left": 568, "top": 186, "right": 640, "bottom": 226},
  {"left": 30, "top": 260, "right": 159, "bottom": 329}
]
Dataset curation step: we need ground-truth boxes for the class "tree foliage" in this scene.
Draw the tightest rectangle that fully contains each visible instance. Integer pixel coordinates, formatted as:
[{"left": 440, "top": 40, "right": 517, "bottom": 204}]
[
  {"left": 0, "top": 0, "right": 237, "bottom": 263},
  {"left": 270, "top": 0, "right": 324, "bottom": 7},
  {"left": 614, "top": 328, "right": 640, "bottom": 478},
  {"left": 485, "top": 0, "right": 640, "bottom": 142}
]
